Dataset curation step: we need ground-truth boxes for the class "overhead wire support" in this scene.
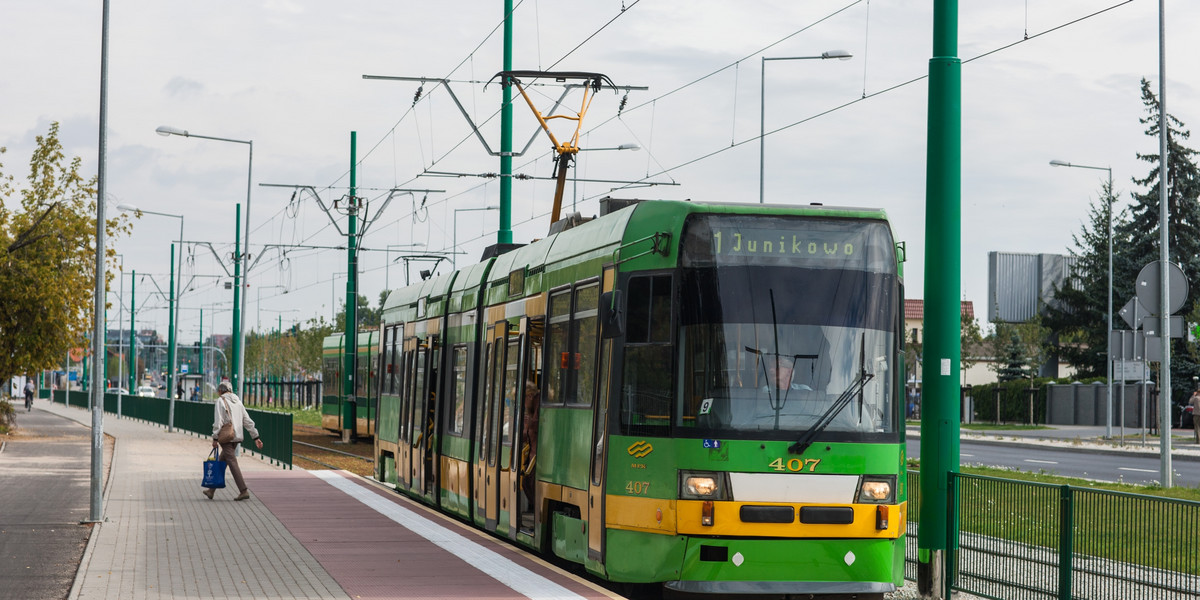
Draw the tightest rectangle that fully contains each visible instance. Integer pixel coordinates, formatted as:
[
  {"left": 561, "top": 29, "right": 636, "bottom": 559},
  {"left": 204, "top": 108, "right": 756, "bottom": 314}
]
[
  {"left": 259, "top": 183, "right": 444, "bottom": 239},
  {"left": 363, "top": 74, "right": 590, "bottom": 160}
]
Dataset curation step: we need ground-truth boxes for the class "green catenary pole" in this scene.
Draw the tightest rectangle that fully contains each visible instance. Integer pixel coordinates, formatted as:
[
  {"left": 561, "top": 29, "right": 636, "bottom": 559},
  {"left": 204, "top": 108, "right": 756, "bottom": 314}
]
[
  {"left": 232, "top": 203, "right": 242, "bottom": 393},
  {"left": 342, "top": 131, "right": 359, "bottom": 442},
  {"left": 167, "top": 243, "right": 176, "bottom": 407},
  {"left": 129, "top": 270, "right": 136, "bottom": 391},
  {"left": 498, "top": 0, "right": 514, "bottom": 244},
  {"left": 919, "top": 1, "right": 961, "bottom": 597},
  {"left": 199, "top": 308, "right": 204, "bottom": 397}
]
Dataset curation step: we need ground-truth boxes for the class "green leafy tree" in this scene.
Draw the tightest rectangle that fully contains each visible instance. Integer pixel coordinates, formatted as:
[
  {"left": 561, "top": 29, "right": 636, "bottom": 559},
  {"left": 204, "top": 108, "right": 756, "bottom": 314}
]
[
  {"left": 334, "top": 291, "right": 388, "bottom": 331},
  {"left": 0, "top": 122, "right": 131, "bottom": 383}
]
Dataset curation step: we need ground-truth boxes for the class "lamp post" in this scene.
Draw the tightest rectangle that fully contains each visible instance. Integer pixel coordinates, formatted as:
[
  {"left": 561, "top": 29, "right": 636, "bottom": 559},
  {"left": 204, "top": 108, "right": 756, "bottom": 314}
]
[
  {"left": 759, "top": 50, "right": 852, "bottom": 204},
  {"left": 118, "top": 203, "right": 183, "bottom": 431},
  {"left": 1050, "top": 160, "right": 1114, "bottom": 440},
  {"left": 156, "top": 125, "right": 253, "bottom": 398},
  {"left": 453, "top": 206, "right": 499, "bottom": 269}
]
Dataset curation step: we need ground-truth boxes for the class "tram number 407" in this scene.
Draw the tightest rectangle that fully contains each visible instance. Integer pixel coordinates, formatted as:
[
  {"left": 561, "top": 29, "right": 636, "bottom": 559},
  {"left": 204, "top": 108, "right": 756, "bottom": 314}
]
[
  {"left": 768, "top": 458, "right": 822, "bottom": 473},
  {"left": 625, "top": 481, "right": 651, "bottom": 495}
]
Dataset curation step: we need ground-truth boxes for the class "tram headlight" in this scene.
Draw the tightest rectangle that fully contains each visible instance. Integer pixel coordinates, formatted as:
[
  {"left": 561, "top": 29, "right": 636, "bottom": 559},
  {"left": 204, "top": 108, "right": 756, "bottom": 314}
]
[
  {"left": 680, "top": 471, "right": 729, "bottom": 500},
  {"left": 857, "top": 475, "right": 896, "bottom": 504}
]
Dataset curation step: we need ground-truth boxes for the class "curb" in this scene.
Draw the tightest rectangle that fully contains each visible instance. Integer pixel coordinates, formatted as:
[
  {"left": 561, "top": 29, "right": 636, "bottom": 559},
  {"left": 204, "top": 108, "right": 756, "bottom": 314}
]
[{"left": 908, "top": 431, "right": 1200, "bottom": 463}]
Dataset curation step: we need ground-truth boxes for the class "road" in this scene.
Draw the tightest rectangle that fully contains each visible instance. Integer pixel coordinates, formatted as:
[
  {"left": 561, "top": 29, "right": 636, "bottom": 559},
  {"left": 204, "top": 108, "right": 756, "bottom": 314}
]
[
  {"left": 0, "top": 398, "right": 100, "bottom": 600},
  {"left": 907, "top": 436, "right": 1200, "bottom": 487}
]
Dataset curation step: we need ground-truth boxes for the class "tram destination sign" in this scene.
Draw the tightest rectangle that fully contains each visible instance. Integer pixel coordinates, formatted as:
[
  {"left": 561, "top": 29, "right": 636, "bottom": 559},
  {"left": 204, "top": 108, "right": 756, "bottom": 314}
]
[{"left": 684, "top": 216, "right": 893, "bottom": 268}]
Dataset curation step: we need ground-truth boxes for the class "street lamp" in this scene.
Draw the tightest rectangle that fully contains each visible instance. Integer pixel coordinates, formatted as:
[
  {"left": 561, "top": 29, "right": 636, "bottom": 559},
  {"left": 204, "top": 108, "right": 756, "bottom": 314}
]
[
  {"left": 759, "top": 50, "right": 852, "bottom": 204},
  {"left": 118, "top": 203, "right": 183, "bottom": 431},
  {"left": 453, "top": 206, "right": 499, "bottom": 269},
  {"left": 1050, "top": 159, "right": 1114, "bottom": 439},
  {"left": 157, "top": 125, "right": 253, "bottom": 398}
]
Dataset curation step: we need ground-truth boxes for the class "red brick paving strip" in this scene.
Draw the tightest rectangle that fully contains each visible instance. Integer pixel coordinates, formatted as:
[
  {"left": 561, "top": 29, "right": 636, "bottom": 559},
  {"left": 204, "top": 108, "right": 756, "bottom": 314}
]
[{"left": 248, "top": 470, "right": 618, "bottom": 600}]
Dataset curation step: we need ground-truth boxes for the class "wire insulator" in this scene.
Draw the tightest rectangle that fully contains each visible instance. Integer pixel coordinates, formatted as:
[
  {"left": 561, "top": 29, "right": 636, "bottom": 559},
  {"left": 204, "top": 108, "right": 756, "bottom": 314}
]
[
  {"left": 412, "top": 85, "right": 423, "bottom": 107},
  {"left": 618, "top": 93, "right": 628, "bottom": 114}
]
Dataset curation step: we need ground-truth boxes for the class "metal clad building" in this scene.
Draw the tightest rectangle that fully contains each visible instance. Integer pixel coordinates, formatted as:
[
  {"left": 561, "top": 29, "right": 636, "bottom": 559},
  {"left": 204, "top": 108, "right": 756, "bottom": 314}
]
[{"left": 987, "top": 252, "right": 1081, "bottom": 323}]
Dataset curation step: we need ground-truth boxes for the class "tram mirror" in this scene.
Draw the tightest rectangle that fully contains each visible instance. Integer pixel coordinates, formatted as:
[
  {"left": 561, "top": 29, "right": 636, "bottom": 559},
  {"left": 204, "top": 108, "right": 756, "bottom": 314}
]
[{"left": 600, "top": 290, "right": 624, "bottom": 339}]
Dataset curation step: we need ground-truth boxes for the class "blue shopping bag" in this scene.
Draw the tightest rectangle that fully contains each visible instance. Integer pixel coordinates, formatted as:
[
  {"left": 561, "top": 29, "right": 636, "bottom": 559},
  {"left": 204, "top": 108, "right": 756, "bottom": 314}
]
[{"left": 202, "top": 449, "right": 227, "bottom": 489}]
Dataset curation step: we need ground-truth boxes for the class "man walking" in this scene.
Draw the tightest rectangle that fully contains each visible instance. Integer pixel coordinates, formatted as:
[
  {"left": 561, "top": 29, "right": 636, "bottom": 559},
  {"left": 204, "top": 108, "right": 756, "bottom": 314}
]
[
  {"left": 1189, "top": 390, "right": 1200, "bottom": 444},
  {"left": 203, "top": 381, "right": 264, "bottom": 501}
]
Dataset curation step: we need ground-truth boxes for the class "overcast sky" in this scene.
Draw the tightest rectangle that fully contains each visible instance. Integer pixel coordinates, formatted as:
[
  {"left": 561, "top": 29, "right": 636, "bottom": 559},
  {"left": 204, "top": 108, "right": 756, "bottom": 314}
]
[{"left": 2, "top": 0, "right": 1197, "bottom": 349}]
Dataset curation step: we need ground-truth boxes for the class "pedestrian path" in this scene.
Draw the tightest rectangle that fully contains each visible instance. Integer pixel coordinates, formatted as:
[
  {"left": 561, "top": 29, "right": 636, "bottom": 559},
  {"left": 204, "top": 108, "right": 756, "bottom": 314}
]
[{"left": 41, "top": 400, "right": 620, "bottom": 600}]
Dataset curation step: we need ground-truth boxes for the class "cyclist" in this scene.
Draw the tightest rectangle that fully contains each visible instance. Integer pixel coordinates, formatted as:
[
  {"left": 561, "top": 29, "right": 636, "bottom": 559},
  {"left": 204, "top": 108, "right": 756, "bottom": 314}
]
[{"left": 23, "top": 378, "right": 35, "bottom": 412}]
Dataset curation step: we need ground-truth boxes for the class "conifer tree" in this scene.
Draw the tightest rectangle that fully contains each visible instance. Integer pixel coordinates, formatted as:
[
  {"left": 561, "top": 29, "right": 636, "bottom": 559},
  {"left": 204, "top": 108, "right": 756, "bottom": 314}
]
[{"left": 1117, "top": 79, "right": 1200, "bottom": 401}]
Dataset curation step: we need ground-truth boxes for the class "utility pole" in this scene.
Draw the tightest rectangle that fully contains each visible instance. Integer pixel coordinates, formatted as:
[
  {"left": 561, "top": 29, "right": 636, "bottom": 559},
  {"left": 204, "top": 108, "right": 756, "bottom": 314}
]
[
  {"left": 919, "top": 1, "right": 961, "bottom": 598},
  {"left": 499, "top": 0, "right": 514, "bottom": 244},
  {"left": 129, "top": 270, "right": 136, "bottom": 392},
  {"left": 232, "top": 203, "right": 242, "bottom": 392},
  {"left": 167, "top": 243, "right": 176, "bottom": 429},
  {"left": 342, "top": 132, "right": 360, "bottom": 443}
]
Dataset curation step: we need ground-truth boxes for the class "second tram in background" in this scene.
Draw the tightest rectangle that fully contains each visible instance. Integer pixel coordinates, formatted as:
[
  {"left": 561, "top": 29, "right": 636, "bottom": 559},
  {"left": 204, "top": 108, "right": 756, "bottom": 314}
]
[
  {"left": 328, "top": 198, "right": 907, "bottom": 597},
  {"left": 321, "top": 330, "right": 377, "bottom": 437}
]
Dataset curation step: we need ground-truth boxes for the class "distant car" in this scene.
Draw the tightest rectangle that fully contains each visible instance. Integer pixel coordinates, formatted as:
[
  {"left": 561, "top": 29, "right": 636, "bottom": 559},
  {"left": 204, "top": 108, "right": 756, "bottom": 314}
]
[
  {"left": 109, "top": 387, "right": 129, "bottom": 395},
  {"left": 1182, "top": 405, "right": 1194, "bottom": 429},
  {"left": 136, "top": 385, "right": 157, "bottom": 397}
]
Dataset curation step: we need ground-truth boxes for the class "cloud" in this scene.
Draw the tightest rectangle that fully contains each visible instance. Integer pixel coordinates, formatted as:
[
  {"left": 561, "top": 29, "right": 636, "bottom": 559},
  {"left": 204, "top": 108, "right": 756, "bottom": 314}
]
[{"left": 164, "top": 77, "right": 205, "bottom": 99}]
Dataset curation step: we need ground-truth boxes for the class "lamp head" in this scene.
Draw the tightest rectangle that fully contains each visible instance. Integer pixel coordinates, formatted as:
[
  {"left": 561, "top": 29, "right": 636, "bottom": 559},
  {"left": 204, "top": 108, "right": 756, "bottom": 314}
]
[
  {"left": 1049, "top": 160, "right": 1071, "bottom": 167},
  {"left": 116, "top": 203, "right": 139, "bottom": 212},
  {"left": 616, "top": 143, "right": 641, "bottom": 151},
  {"left": 821, "top": 50, "right": 853, "bottom": 60},
  {"left": 156, "top": 125, "right": 188, "bottom": 137}
]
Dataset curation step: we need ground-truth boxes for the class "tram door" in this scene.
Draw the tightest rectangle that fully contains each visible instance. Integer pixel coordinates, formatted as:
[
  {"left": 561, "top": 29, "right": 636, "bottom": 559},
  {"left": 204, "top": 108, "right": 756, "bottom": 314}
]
[
  {"left": 516, "top": 317, "right": 543, "bottom": 535},
  {"left": 398, "top": 342, "right": 416, "bottom": 491},
  {"left": 588, "top": 268, "right": 616, "bottom": 563},
  {"left": 472, "top": 335, "right": 493, "bottom": 526},
  {"left": 477, "top": 325, "right": 503, "bottom": 529},
  {"left": 411, "top": 338, "right": 437, "bottom": 498}
]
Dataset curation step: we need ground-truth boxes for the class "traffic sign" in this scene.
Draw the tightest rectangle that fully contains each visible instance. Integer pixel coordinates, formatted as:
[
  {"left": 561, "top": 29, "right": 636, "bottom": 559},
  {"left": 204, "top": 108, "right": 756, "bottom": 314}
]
[
  {"left": 1142, "top": 316, "right": 1185, "bottom": 338},
  {"left": 1135, "top": 261, "right": 1188, "bottom": 314},
  {"left": 180, "top": 364, "right": 189, "bottom": 374},
  {"left": 1119, "top": 297, "right": 1150, "bottom": 330}
]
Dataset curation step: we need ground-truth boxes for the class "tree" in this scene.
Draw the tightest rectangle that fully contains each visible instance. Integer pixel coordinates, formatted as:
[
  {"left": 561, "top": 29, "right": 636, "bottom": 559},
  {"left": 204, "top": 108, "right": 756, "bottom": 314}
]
[
  {"left": 1040, "top": 181, "right": 1121, "bottom": 378},
  {"left": 334, "top": 291, "right": 388, "bottom": 331},
  {"left": 987, "top": 319, "right": 1048, "bottom": 382},
  {"left": 0, "top": 123, "right": 131, "bottom": 383},
  {"left": 1117, "top": 79, "right": 1200, "bottom": 402}
]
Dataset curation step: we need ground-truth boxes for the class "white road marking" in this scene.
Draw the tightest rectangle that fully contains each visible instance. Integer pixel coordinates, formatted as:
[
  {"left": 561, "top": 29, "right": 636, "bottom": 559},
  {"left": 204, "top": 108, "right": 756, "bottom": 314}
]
[
  {"left": 960, "top": 453, "right": 974, "bottom": 458},
  {"left": 313, "top": 470, "right": 585, "bottom": 600},
  {"left": 1023, "top": 459, "right": 1058, "bottom": 465},
  {"left": 1117, "top": 467, "right": 1157, "bottom": 473}
]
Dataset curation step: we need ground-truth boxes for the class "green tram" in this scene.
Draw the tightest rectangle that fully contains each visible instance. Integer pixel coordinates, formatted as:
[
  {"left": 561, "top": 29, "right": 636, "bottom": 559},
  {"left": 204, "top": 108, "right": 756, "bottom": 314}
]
[
  {"left": 321, "top": 330, "right": 379, "bottom": 437},
  {"left": 373, "top": 200, "right": 906, "bottom": 597}
]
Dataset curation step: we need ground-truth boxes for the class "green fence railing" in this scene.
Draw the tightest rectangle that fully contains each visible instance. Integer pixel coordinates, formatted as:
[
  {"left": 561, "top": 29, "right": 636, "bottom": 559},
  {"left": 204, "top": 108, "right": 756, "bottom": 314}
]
[
  {"left": 52, "top": 390, "right": 291, "bottom": 467},
  {"left": 906, "top": 469, "right": 1200, "bottom": 599}
]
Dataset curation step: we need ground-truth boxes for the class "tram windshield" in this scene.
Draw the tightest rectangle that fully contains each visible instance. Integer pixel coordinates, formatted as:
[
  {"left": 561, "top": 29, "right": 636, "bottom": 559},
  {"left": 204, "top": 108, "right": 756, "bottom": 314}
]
[{"left": 674, "top": 215, "right": 898, "bottom": 438}]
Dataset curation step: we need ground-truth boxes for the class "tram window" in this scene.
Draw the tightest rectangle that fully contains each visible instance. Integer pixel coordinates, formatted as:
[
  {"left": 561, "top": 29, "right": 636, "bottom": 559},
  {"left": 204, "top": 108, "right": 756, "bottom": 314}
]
[
  {"left": 627, "top": 275, "right": 672, "bottom": 344},
  {"left": 502, "top": 339, "right": 520, "bottom": 446},
  {"left": 545, "top": 290, "right": 572, "bottom": 406},
  {"left": 450, "top": 346, "right": 467, "bottom": 435},
  {"left": 620, "top": 274, "right": 674, "bottom": 435},
  {"left": 390, "top": 326, "right": 402, "bottom": 395},
  {"left": 413, "top": 349, "right": 427, "bottom": 444},
  {"left": 572, "top": 284, "right": 599, "bottom": 407}
]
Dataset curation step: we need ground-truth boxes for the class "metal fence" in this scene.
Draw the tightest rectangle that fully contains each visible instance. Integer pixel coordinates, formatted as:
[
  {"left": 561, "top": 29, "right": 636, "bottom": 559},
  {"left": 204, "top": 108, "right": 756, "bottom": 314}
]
[
  {"left": 52, "top": 390, "right": 292, "bottom": 467},
  {"left": 243, "top": 379, "right": 322, "bottom": 409},
  {"left": 906, "top": 470, "right": 1200, "bottom": 599}
]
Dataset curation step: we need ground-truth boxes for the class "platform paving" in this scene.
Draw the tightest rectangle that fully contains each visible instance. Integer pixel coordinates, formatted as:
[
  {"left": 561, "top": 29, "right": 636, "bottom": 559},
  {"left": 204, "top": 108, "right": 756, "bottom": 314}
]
[{"left": 38, "top": 400, "right": 620, "bottom": 600}]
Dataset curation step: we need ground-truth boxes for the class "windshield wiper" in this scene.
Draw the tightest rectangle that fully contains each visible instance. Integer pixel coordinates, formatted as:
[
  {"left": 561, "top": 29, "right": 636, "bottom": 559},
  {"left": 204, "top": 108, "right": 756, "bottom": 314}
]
[{"left": 788, "top": 334, "right": 873, "bottom": 455}]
